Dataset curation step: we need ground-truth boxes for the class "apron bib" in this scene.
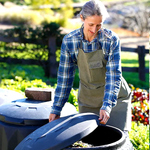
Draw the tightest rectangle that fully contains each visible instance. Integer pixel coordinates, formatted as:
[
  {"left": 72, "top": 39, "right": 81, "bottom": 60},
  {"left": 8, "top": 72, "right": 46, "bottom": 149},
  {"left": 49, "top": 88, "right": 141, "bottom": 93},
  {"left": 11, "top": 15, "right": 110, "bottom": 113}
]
[{"left": 77, "top": 41, "right": 131, "bottom": 131}]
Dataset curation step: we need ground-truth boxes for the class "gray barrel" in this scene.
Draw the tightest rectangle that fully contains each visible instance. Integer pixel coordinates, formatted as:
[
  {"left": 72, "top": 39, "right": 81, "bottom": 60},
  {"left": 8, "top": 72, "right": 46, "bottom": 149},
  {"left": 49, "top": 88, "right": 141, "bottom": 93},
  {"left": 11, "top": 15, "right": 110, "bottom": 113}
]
[
  {"left": 0, "top": 98, "right": 77, "bottom": 150},
  {"left": 0, "top": 88, "right": 24, "bottom": 105}
]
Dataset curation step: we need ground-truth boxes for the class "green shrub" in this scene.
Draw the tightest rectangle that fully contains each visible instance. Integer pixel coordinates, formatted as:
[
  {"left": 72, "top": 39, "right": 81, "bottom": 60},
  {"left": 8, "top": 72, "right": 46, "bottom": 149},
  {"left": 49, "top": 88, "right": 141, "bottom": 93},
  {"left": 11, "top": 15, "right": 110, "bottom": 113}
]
[
  {"left": 68, "top": 88, "right": 78, "bottom": 111},
  {"left": 0, "top": 0, "right": 74, "bottom": 27},
  {"left": 0, "top": 22, "right": 63, "bottom": 78},
  {"left": 129, "top": 122, "right": 149, "bottom": 150},
  {"left": 0, "top": 9, "right": 49, "bottom": 25},
  {"left": 0, "top": 42, "right": 49, "bottom": 60},
  {"left": 0, "top": 63, "right": 45, "bottom": 80},
  {"left": 0, "top": 78, "right": 52, "bottom": 95}
]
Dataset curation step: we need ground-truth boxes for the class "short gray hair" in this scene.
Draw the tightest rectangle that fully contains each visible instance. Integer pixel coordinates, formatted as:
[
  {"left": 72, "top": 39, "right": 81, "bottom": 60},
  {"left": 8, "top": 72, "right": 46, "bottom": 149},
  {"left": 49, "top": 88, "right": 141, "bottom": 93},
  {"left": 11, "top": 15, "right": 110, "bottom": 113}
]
[{"left": 79, "top": 0, "right": 109, "bottom": 22}]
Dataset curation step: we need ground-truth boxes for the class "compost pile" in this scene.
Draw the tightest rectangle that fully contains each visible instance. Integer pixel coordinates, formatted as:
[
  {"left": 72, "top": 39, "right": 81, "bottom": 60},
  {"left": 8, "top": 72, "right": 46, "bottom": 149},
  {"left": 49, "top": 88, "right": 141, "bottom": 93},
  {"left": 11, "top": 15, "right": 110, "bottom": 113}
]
[{"left": 67, "top": 141, "right": 94, "bottom": 148}]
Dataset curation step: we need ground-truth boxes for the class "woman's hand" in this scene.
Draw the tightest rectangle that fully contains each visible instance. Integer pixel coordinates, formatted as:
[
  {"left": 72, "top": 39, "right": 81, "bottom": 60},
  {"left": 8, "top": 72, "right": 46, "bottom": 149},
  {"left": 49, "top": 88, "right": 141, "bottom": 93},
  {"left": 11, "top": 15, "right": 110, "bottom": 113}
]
[
  {"left": 49, "top": 114, "right": 60, "bottom": 122},
  {"left": 99, "top": 109, "right": 110, "bottom": 124}
]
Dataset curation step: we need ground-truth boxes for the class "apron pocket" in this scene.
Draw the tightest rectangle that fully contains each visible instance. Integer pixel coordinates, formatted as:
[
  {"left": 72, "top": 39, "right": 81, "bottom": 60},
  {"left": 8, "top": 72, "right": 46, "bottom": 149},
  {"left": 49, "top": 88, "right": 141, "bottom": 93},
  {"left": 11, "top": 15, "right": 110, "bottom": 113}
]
[
  {"left": 89, "top": 61, "right": 103, "bottom": 69},
  {"left": 88, "top": 61, "right": 106, "bottom": 84},
  {"left": 78, "top": 82, "right": 104, "bottom": 108}
]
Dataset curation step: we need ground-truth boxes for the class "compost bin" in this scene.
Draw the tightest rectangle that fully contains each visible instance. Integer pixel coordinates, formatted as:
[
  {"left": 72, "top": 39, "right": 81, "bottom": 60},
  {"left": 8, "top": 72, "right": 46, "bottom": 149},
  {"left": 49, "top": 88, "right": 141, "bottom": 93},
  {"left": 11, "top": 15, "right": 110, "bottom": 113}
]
[
  {"left": 15, "top": 113, "right": 134, "bottom": 150},
  {"left": 0, "top": 98, "right": 77, "bottom": 150},
  {"left": 0, "top": 88, "right": 24, "bottom": 105}
]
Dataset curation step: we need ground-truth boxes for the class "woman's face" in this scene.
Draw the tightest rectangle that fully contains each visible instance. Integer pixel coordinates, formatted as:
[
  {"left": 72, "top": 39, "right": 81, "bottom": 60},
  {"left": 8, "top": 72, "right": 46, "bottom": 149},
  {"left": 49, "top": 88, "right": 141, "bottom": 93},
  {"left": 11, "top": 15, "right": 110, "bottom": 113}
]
[{"left": 81, "top": 15, "right": 103, "bottom": 41}]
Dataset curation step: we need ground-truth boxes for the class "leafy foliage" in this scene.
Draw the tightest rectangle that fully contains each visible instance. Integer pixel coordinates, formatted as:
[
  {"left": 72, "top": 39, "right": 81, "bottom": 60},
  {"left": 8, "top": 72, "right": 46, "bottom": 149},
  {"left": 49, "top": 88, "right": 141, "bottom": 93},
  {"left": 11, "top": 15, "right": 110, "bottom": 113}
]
[
  {"left": 68, "top": 88, "right": 78, "bottom": 111},
  {"left": 0, "top": 0, "right": 74, "bottom": 26},
  {"left": 24, "top": 0, "right": 60, "bottom": 7},
  {"left": 129, "top": 122, "right": 149, "bottom": 150},
  {"left": 0, "top": 22, "right": 63, "bottom": 66},
  {"left": 0, "top": 63, "right": 44, "bottom": 80},
  {"left": 0, "top": 42, "right": 48, "bottom": 60},
  {"left": 0, "top": 9, "right": 48, "bottom": 25},
  {"left": 0, "top": 23, "right": 64, "bottom": 77},
  {"left": 0, "top": 22, "right": 64, "bottom": 55},
  {"left": 24, "top": 0, "right": 73, "bottom": 19},
  {"left": 0, "top": 22, "right": 62, "bottom": 43},
  {"left": 0, "top": 78, "right": 52, "bottom": 95}
]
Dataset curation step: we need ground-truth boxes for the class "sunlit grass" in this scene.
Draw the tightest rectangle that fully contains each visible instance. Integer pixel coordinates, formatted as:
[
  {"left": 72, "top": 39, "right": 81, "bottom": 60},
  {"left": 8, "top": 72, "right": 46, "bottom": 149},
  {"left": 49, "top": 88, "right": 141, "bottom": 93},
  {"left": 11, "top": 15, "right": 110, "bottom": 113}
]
[
  {"left": 121, "top": 52, "right": 149, "bottom": 68},
  {"left": 122, "top": 72, "right": 149, "bottom": 90}
]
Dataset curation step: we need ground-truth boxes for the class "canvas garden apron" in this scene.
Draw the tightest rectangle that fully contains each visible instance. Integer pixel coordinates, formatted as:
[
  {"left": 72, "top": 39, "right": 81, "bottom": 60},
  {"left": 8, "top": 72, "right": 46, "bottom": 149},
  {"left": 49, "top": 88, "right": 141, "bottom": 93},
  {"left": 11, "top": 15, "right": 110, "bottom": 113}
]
[{"left": 77, "top": 41, "right": 131, "bottom": 131}]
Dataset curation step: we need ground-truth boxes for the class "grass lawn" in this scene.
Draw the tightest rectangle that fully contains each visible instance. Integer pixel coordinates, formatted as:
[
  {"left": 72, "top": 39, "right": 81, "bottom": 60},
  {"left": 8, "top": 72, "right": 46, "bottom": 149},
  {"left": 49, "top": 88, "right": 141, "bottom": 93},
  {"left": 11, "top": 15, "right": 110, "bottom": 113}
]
[
  {"left": 0, "top": 50, "right": 149, "bottom": 89},
  {"left": 121, "top": 51, "right": 149, "bottom": 89},
  {"left": 121, "top": 51, "right": 149, "bottom": 68}
]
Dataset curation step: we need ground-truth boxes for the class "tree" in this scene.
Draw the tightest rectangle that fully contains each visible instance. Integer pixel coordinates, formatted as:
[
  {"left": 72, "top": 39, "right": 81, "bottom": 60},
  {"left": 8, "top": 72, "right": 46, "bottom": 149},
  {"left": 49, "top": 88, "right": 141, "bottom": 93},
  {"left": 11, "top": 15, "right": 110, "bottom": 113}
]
[{"left": 24, "top": 0, "right": 74, "bottom": 21}]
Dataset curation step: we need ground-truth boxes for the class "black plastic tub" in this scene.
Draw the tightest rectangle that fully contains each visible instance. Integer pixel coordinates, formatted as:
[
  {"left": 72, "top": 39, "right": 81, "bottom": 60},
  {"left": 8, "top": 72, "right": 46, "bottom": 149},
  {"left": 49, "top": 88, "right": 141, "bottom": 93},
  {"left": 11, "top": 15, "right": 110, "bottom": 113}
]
[{"left": 64, "top": 125, "right": 133, "bottom": 150}]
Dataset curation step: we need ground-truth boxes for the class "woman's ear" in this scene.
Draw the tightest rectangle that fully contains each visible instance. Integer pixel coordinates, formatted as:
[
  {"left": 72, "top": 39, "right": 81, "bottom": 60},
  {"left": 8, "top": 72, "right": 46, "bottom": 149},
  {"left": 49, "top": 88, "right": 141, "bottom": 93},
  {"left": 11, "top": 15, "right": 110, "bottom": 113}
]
[{"left": 80, "top": 15, "right": 84, "bottom": 21}]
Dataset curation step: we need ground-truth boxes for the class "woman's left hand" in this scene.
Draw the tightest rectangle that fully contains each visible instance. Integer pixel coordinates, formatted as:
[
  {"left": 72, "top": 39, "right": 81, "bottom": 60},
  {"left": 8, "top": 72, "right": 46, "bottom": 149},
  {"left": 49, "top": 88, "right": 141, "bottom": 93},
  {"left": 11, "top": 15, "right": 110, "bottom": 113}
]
[{"left": 99, "top": 109, "right": 110, "bottom": 124}]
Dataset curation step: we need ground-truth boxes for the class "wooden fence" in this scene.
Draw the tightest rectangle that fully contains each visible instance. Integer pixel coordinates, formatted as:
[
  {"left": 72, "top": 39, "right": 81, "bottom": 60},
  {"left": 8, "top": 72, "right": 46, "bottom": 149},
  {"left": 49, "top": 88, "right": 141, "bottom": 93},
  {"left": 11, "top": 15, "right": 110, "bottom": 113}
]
[
  {"left": 121, "top": 46, "right": 149, "bottom": 81},
  {"left": 0, "top": 36, "right": 57, "bottom": 78},
  {"left": 0, "top": 36, "right": 149, "bottom": 81}
]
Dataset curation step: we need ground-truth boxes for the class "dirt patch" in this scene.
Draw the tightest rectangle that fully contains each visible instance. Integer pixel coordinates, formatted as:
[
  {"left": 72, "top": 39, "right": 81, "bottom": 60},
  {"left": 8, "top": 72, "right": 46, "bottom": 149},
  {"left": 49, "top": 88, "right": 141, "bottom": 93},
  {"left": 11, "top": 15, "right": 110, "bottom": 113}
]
[
  {"left": 0, "top": 24, "right": 15, "bottom": 30},
  {"left": 112, "top": 28, "right": 141, "bottom": 37},
  {"left": 111, "top": 28, "right": 149, "bottom": 49}
]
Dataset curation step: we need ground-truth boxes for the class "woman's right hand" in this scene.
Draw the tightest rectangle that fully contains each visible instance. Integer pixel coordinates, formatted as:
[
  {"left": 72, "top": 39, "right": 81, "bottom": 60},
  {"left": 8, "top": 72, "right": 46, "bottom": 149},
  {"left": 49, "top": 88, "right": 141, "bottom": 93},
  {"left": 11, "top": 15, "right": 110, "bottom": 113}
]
[{"left": 49, "top": 113, "right": 60, "bottom": 122}]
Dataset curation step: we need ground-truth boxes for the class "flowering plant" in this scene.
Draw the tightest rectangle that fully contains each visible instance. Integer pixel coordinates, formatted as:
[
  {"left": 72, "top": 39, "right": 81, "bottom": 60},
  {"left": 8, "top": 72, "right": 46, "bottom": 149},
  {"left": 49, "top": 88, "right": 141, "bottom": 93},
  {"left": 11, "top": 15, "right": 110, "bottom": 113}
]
[{"left": 130, "top": 85, "right": 149, "bottom": 125}]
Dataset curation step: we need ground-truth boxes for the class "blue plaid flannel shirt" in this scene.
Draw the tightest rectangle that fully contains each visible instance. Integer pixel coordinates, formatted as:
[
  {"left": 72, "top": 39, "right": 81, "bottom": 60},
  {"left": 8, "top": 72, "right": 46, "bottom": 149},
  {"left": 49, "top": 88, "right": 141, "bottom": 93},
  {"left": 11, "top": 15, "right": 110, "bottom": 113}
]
[{"left": 50, "top": 26, "right": 122, "bottom": 115}]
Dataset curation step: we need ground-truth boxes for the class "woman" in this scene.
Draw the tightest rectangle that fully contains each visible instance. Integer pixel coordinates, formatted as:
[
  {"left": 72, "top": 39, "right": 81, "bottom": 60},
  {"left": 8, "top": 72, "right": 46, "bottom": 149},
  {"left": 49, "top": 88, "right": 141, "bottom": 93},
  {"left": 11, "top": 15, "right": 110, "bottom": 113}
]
[{"left": 49, "top": 0, "right": 131, "bottom": 134}]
